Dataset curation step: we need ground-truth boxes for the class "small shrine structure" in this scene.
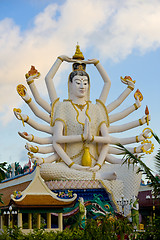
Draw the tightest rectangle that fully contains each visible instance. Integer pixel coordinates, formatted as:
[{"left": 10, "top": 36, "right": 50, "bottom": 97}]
[{"left": 0, "top": 166, "right": 76, "bottom": 233}]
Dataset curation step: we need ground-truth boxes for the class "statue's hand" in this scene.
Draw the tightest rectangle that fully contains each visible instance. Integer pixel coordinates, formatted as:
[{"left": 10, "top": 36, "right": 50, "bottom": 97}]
[
  {"left": 26, "top": 73, "right": 40, "bottom": 83},
  {"left": 58, "top": 55, "right": 77, "bottom": 63},
  {"left": 18, "top": 132, "right": 32, "bottom": 141},
  {"left": 83, "top": 118, "right": 89, "bottom": 140},
  {"left": 30, "top": 155, "right": 43, "bottom": 165},
  {"left": 121, "top": 76, "right": 135, "bottom": 90},
  {"left": 141, "top": 115, "right": 151, "bottom": 124},
  {"left": 83, "top": 118, "right": 92, "bottom": 142},
  {"left": 14, "top": 110, "right": 28, "bottom": 121},
  {"left": 135, "top": 98, "right": 141, "bottom": 109},
  {"left": 89, "top": 165, "right": 100, "bottom": 172},
  {"left": 71, "top": 163, "right": 89, "bottom": 171},
  {"left": 137, "top": 142, "right": 152, "bottom": 153},
  {"left": 138, "top": 129, "right": 151, "bottom": 142},
  {"left": 84, "top": 59, "right": 99, "bottom": 65},
  {"left": 25, "top": 143, "right": 39, "bottom": 153},
  {"left": 25, "top": 143, "right": 33, "bottom": 151}
]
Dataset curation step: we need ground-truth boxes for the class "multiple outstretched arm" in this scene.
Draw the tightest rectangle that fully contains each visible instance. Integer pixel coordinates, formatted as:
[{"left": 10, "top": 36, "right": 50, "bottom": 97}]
[
  {"left": 109, "top": 98, "right": 141, "bottom": 123},
  {"left": 109, "top": 114, "right": 151, "bottom": 133},
  {"left": 29, "top": 153, "right": 59, "bottom": 165},
  {"left": 26, "top": 74, "right": 51, "bottom": 113},
  {"left": 14, "top": 110, "right": 52, "bottom": 134},
  {"left": 106, "top": 78, "right": 135, "bottom": 114},
  {"left": 89, "top": 122, "right": 150, "bottom": 145},
  {"left": 25, "top": 142, "right": 54, "bottom": 154},
  {"left": 18, "top": 132, "right": 52, "bottom": 144},
  {"left": 45, "top": 57, "right": 63, "bottom": 103},
  {"left": 18, "top": 89, "right": 51, "bottom": 123}
]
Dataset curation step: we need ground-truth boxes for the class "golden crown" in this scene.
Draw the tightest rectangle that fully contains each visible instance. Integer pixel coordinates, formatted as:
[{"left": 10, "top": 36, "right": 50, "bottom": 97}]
[{"left": 72, "top": 62, "right": 86, "bottom": 71}]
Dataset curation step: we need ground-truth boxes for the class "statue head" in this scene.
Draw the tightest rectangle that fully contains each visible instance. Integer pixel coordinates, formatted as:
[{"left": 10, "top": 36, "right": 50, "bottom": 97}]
[
  {"left": 79, "top": 197, "right": 84, "bottom": 203},
  {"left": 68, "top": 63, "right": 90, "bottom": 101},
  {"left": 132, "top": 195, "right": 137, "bottom": 202}
]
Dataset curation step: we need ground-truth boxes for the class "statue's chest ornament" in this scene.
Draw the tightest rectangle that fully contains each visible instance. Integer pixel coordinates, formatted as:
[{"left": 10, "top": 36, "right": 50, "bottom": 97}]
[
  {"left": 65, "top": 100, "right": 93, "bottom": 167},
  {"left": 69, "top": 100, "right": 91, "bottom": 126}
]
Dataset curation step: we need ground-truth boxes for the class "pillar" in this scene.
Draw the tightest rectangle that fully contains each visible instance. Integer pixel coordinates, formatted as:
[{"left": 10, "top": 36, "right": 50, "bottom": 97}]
[
  {"left": 10, "top": 215, "right": 13, "bottom": 228},
  {"left": 0, "top": 215, "right": 3, "bottom": 229},
  {"left": 28, "top": 213, "right": 32, "bottom": 229},
  {"left": 8, "top": 215, "right": 10, "bottom": 227},
  {"left": 58, "top": 213, "right": 63, "bottom": 231},
  {"left": 18, "top": 212, "right": 23, "bottom": 228},
  {"left": 37, "top": 213, "right": 41, "bottom": 229},
  {"left": 47, "top": 213, "right": 51, "bottom": 229}
]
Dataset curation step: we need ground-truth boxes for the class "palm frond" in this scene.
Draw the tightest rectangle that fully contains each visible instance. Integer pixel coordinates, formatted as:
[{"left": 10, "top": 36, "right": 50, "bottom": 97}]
[
  {"left": 152, "top": 132, "right": 160, "bottom": 144},
  {"left": 116, "top": 143, "right": 160, "bottom": 196},
  {"left": 0, "top": 162, "right": 7, "bottom": 182},
  {"left": 155, "top": 149, "right": 160, "bottom": 175}
]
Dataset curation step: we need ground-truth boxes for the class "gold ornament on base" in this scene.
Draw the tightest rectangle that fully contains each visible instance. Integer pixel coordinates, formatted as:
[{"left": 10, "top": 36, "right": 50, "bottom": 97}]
[{"left": 81, "top": 147, "right": 92, "bottom": 167}]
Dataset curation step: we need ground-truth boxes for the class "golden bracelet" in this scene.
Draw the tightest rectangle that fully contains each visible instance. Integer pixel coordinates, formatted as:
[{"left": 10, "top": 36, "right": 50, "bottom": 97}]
[
  {"left": 26, "top": 116, "right": 29, "bottom": 122},
  {"left": 139, "top": 118, "right": 143, "bottom": 125},
  {"left": 94, "top": 60, "right": 100, "bottom": 66},
  {"left": 58, "top": 56, "right": 63, "bottom": 62},
  {"left": 35, "top": 146, "right": 39, "bottom": 153},
  {"left": 136, "top": 136, "right": 139, "bottom": 142},
  {"left": 68, "top": 162, "right": 75, "bottom": 168},
  {"left": 31, "top": 146, "right": 39, "bottom": 153},
  {"left": 134, "top": 147, "right": 137, "bottom": 153},
  {"left": 25, "top": 98, "right": 32, "bottom": 104},
  {"left": 95, "top": 163, "right": 101, "bottom": 169},
  {"left": 128, "top": 85, "right": 134, "bottom": 91},
  {"left": 134, "top": 103, "right": 138, "bottom": 110},
  {"left": 42, "top": 158, "right": 45, "bottom": 163},
  {"left": 27, "top": 80, "right": 34, "bottom": 85},
  {"left": 29, "top": 134, "right": 34, "bottom": 142},
  {"left": 90, "top": 135, "right": 94, "bottom": 143}
]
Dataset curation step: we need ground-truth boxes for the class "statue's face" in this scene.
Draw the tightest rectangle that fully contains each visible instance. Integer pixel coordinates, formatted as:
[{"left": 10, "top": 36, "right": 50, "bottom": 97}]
[{"left": 71, "top": 75, "right": 89, "bottom": 98}]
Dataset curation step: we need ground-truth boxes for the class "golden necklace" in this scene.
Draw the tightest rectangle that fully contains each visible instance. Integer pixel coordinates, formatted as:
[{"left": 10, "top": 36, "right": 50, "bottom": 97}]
[{"left": 74, "top": 103, "right": 87, "bottom": 111}]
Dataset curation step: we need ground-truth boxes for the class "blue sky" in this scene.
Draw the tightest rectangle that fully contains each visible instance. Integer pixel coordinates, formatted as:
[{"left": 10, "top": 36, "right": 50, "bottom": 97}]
[{"left": 0, "top": 0, "right": 160, "bottom": 176}]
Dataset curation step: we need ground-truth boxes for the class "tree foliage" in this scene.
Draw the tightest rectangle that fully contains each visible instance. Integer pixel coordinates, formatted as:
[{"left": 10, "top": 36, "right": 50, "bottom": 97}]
[{"left": 117, "top": 131, "right": 160, "bottom": 197}]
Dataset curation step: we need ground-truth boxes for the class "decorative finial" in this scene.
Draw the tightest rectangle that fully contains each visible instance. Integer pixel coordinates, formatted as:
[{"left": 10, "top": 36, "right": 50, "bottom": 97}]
[{"left": 72, "top": 44, "right": 84, "bottom": 60}]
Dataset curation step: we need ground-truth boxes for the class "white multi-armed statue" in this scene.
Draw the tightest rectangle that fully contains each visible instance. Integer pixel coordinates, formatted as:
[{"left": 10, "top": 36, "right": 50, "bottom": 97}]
[{"left": 14, "top": 45, "right": 153, "bottom": 210}]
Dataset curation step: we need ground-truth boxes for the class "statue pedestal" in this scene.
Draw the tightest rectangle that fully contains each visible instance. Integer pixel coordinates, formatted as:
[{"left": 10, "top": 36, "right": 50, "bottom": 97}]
[
  {"left": 45, "top": 179, "right": 123, "bottom": 212},
  {"left": 44, "top": 164, "right": 142, "bottom": 216}
]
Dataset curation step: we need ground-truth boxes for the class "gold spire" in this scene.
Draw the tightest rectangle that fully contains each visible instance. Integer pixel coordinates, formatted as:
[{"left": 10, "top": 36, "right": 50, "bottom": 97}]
[{"left": 72, "top": 44, "right": 84, "bottom": 60}]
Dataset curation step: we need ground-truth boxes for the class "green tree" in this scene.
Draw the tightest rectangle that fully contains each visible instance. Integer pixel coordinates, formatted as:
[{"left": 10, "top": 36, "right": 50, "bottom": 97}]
[
  {"left": 0, "top": 162, "right": 7, "bottom": 204},
  {"left": 117, "top": 132, "right": 160, "bottom": 197},
  {"left": 0, "top": 162, "right": 7, "bottom": 182}
]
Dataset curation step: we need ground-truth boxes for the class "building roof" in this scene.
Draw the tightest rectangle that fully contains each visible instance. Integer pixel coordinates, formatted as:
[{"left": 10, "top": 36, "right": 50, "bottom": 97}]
[
  {"left": 138, "top": 185, "right": 160, "bottom": 207},
  {"left": 0, "top": 166, "right": 77, "bottom": 209}
]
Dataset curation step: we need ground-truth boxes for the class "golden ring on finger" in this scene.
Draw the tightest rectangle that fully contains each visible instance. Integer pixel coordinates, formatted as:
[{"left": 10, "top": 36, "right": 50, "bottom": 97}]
[{"left": 142, "top": 128, "right": 153, "bottom": 139}]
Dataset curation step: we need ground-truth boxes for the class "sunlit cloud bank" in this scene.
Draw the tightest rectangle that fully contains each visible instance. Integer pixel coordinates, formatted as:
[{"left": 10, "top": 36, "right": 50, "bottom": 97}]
[{"left": 0, "top": 0, "right": 160, "bottom": 124}]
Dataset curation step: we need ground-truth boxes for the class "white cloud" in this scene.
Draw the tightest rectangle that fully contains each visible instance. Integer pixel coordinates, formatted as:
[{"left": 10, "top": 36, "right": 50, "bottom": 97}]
[
  {"left": 0, "top": 0, "right": 160, "bottom": 124},
  {"left": 90, "top": 0, "right": 160, "bottom": 60}
]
